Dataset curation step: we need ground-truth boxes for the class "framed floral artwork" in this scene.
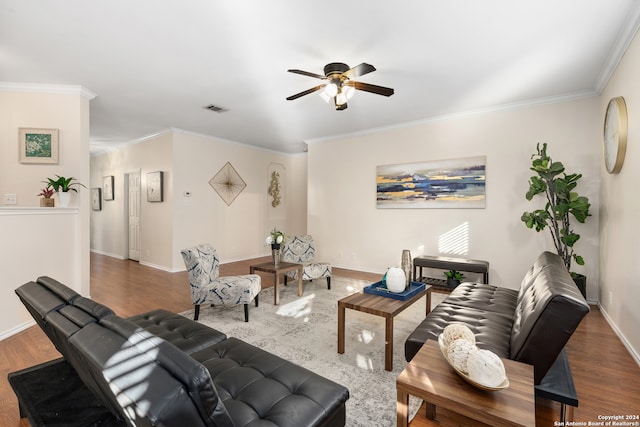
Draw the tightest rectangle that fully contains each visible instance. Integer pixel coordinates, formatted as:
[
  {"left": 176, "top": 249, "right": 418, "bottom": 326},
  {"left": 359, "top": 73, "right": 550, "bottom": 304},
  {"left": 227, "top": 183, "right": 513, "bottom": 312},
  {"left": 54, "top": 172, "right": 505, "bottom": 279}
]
[{"left": 19, "top": 128, "right": 59, "bottom": 164}]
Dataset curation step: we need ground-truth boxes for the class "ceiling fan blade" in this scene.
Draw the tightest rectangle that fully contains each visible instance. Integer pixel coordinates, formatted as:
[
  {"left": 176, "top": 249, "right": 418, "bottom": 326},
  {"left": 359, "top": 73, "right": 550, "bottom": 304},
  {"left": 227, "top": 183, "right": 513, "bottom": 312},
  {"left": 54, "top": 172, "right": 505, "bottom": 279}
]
[
  {"left": 348, "top": 81, "right": 394, "bottom": 97},
  {"left": 286, "top": 84, "right": 326, "bottom": 101},
  {"left": 343, "top": 63, "right": 376, "bottom": 79},
  {"left": 287, "top": 69, "right": 327, "bottom": 80}
]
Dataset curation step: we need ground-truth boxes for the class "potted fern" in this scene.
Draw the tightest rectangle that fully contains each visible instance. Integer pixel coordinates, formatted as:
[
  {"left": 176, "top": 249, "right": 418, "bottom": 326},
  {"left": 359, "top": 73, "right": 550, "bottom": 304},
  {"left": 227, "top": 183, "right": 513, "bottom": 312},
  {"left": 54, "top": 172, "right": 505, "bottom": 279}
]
[
  {"left": 520, "top": 143, "right": 591, "bottom": 297},
  {"left": 43, "top": 175, "right": 86, "bottom": 207}
]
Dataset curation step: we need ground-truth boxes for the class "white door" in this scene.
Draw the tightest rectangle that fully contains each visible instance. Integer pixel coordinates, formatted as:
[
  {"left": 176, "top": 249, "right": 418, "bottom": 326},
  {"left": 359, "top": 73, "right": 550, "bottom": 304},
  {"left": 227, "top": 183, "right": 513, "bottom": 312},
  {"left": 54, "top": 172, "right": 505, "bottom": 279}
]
[{"left": 128, "top": 173, "right": 141, "bottom": 261}]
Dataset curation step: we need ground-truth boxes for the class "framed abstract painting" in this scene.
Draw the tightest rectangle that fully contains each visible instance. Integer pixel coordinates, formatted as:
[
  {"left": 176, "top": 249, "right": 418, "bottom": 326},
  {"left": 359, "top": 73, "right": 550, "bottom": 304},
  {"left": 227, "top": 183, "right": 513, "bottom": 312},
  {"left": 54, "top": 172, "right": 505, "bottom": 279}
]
[{"left": 376, "top": 156, "right": 486, "bottom": 209}]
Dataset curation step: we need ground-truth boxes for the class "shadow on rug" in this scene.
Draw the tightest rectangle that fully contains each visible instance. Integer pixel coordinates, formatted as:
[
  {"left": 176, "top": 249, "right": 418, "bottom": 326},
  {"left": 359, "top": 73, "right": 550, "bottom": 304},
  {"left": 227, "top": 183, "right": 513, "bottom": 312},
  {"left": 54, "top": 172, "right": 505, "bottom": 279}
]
[{"left": 183, "top": 276, "right": 446, "bottom": 427}]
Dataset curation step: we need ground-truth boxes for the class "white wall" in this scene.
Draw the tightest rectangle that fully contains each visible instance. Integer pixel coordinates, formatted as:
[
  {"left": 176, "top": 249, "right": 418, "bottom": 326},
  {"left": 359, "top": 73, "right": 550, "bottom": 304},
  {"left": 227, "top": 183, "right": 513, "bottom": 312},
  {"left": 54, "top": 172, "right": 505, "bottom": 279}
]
[
  {"left": 308, "top": 97, "right": 601, "bottom": 296},
  {"left": 599, "top": 30, "right": 640, "bottom": 361},
  {"left": 91, "top": 129, "right": 307, "bottom": 272},
  {"left": 0, "top": 85, "right": 92, "bottom": 338}
]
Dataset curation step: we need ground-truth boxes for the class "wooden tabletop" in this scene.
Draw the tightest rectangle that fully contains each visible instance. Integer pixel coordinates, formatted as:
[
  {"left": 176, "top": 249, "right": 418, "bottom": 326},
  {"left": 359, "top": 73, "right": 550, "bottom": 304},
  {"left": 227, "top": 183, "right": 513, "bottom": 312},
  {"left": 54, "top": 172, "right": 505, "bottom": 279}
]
[
  {"left": 249, "top": 261, "right": 302, "bottom": 274},
  {"left": 397, "top": 340, "right": 535, "bottom": 427},
  {"left": 338, "top": 287, "right": 429, "bottom": 317}
]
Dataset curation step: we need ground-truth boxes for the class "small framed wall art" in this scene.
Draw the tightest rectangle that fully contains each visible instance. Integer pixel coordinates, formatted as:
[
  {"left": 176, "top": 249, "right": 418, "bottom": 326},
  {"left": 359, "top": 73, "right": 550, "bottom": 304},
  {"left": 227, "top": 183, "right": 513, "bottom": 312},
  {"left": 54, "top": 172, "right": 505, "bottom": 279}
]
[
  {"left": 103, "top": 176, "right": 114, "bottom": 201},
  {"left": 91, "top": 188, "right": 102, "bottom": 211},
  {"left": 19, "top": 128, "right": 59, "bottom": 164},
  {"left": 147, "top": 171, "right": 163, "bottom": 202}
]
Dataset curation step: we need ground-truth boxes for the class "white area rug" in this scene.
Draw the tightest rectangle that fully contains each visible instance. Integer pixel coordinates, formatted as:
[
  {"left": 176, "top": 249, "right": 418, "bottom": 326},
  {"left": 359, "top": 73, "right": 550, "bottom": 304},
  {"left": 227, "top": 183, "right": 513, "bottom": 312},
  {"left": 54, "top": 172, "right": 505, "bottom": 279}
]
[{"left": 184, "top": 276, "right": 446, "bottom": 427}]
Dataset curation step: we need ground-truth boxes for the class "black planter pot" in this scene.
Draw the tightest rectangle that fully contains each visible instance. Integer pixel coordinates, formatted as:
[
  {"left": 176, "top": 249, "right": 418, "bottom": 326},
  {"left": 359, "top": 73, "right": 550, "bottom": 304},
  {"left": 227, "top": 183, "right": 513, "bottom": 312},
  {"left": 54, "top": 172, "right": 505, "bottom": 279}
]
[
  {"left": 572, "top": 273, "right": 587, "bottom": 298},
  {"left": 446, "top": 278, "right": 461, "bottom": 289}
]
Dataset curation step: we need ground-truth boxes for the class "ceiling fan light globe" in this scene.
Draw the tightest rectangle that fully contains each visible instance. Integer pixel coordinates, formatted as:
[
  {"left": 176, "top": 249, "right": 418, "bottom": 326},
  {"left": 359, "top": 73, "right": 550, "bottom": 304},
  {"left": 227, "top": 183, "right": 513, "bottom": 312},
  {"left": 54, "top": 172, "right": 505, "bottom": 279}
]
[
  {"left": 336, "top": 91, "right": 348, "bottom": 106},
  {"left": 319, "top": 91, "right": 332, "bottom": 103},
  {"left": 343, "top": 85, "right": 356, "bottom": 100},
  {"left": 324, "top": 83, "right": 338, "bottom": 97}
]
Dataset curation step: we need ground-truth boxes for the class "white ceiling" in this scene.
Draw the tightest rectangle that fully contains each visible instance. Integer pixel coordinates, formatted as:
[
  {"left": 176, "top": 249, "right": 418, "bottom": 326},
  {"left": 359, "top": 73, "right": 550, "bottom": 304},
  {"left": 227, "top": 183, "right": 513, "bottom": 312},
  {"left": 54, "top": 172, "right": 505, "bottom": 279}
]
[{"left": 2, "top": 1, "right": 640, "bottom": 154}]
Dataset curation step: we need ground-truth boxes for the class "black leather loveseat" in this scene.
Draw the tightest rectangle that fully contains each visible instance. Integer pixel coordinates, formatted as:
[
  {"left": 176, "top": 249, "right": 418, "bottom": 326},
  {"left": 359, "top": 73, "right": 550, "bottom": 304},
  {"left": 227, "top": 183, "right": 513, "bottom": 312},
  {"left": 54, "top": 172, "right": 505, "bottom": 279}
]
[
  {"left": 405, "top": 251, "right": 590, "bottom": 384},
  {"left": 12, "top": 276, "right": 349, "bottom": 427}
]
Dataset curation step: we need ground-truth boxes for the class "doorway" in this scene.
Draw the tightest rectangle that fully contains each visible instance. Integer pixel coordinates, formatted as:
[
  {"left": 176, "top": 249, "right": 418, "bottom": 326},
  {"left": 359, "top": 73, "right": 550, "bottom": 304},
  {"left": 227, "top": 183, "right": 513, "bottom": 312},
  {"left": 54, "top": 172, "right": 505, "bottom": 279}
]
[{"left": 127, "top": 171, "right": 141, "bottom": 261}]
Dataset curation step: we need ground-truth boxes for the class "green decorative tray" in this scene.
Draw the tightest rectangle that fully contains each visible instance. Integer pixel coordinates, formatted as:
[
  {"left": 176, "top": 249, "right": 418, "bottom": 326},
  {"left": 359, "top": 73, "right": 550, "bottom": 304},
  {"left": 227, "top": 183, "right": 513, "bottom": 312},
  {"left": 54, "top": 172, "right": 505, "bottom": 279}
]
[{"left": 363, "top": 281, "right": 426, "bottom": 300}]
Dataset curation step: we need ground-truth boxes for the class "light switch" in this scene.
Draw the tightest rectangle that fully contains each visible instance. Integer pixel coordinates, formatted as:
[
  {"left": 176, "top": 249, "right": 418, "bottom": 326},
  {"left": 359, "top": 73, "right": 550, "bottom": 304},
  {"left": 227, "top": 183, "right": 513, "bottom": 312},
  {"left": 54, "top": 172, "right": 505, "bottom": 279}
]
[{"left": 3, "top": 194, "right": 17, "bottom": 205}]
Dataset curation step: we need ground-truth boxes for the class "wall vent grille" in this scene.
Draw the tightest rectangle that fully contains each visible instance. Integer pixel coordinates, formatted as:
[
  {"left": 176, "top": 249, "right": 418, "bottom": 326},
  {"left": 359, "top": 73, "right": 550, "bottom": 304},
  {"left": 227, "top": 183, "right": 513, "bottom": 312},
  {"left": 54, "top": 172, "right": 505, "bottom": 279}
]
[{"left": 203, "top": 104, "right": 228, "bottom": 113}]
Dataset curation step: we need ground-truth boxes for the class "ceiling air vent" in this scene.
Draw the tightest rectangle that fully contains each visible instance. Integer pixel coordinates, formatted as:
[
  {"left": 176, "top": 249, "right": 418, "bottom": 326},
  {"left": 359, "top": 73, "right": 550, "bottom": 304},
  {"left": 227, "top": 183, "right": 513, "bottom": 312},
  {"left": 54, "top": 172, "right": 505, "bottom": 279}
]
[{"left": 203, "top": 104, "right": 228, "bottom": 113}]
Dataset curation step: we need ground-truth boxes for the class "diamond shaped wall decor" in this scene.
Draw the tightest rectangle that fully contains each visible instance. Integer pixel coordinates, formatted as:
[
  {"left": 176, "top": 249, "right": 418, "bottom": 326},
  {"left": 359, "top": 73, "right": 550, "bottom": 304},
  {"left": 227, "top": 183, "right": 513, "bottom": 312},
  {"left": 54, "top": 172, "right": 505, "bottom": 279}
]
[{"left": 209, "top": 162, "right": 246, "bottom": 206}]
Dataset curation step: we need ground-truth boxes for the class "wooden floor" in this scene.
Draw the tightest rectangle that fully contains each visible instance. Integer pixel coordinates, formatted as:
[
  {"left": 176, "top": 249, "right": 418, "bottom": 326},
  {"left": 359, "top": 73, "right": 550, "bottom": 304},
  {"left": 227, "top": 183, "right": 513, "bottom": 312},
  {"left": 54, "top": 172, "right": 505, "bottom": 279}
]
[{"left": 1, "top": 254, "right": 639, "bottom": 426}]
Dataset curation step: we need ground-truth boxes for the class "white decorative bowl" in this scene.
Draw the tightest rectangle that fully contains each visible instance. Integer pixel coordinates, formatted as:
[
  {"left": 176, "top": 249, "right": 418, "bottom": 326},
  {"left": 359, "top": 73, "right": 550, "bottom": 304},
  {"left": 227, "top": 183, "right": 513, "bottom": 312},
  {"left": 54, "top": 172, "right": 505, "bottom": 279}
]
[{"left": 438, "top": 334, "right": 509, "bottom": 391}]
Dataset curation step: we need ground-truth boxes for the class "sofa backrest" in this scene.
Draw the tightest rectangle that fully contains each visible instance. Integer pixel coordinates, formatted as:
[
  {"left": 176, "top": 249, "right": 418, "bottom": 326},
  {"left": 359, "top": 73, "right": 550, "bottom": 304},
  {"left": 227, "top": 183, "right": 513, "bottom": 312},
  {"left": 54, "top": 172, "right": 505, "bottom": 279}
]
[
  {"left": 68, "top": 315, "right": 234, "bottom": 427},
  {"left": 15, "top": 277, "right": 234, "bottom": 427},
  {"left": 510, "top": 252, "right": 589, "bottom": 383},
  {"left": 282, "top": 235, "right": 316, "bottom": 263}
]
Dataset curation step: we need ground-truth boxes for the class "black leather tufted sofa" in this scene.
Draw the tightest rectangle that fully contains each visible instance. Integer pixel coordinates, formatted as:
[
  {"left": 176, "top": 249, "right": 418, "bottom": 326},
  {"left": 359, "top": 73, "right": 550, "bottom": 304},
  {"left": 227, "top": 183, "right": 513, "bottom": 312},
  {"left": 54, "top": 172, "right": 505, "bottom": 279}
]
[
  {"left": 13, "top": 277, "right": 349, "bottom": 427},
  {"left": 405, "top": 251, "right": 590, "bottom": 384}
]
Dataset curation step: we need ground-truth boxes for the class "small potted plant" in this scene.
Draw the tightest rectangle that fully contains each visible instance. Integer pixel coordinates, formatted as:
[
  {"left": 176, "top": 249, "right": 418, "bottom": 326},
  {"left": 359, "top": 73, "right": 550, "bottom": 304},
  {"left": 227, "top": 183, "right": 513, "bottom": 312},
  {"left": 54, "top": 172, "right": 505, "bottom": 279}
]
[
  {"left": 43, "top": 175, "right": 86, "bottom": 207},
  {"left": 37, "top": 186, "right": 55, "bottom": 207},
  {"left": 444, "top": 270, "right": 464, "bottom": 288}
]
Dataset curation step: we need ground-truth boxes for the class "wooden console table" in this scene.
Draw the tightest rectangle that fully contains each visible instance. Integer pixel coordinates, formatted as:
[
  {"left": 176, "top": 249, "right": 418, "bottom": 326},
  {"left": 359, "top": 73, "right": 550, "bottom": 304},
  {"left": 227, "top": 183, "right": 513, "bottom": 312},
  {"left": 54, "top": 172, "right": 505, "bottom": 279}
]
[{"left": 413, "top": 255, "right": 489, "bottom": 290}]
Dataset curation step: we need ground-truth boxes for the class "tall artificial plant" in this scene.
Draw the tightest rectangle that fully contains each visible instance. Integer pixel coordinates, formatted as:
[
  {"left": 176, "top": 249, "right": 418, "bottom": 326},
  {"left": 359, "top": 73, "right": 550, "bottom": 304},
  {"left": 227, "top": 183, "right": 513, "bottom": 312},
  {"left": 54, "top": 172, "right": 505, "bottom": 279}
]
[{"left": 521, "top": 143, "right": 591, "bottom": 273}]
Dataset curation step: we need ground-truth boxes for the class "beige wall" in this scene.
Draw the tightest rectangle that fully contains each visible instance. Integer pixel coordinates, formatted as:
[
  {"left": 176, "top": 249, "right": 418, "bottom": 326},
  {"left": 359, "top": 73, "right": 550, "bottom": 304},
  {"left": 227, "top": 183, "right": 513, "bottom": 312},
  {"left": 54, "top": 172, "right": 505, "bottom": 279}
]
[
  {"left": 91, "top": 129, "right": 307, "bottom": 272},
  {"left": 0, "top": 86, "right": 92, "bottom": 337},
  {"left": 308, "top": 97, "right": 601, "bottom": 296},
  {"left": 599, "top": 30, "right": 640, "bottom": 360},
  {"left": 90, "top": 131, "right": 173, "bottom": 268}
]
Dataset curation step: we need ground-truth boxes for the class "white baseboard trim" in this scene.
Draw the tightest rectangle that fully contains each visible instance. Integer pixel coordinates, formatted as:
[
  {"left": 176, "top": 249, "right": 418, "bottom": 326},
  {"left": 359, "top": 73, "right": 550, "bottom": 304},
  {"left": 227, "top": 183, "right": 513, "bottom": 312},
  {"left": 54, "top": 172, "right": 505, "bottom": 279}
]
[
  {"left": 90, "top": 248, "right": 126, "bottom": 259},
  {"left": 598, "top": 303, "right": 640, "bottom": 367},
  {"left": 331, "top": 262, "right": 385, "bottom": 276},
  {"left": 139, "top": 260, "right": 181, "bottom": 273},
  {"left": 0, "top": 319, "right": 35, "bottom": 341}
]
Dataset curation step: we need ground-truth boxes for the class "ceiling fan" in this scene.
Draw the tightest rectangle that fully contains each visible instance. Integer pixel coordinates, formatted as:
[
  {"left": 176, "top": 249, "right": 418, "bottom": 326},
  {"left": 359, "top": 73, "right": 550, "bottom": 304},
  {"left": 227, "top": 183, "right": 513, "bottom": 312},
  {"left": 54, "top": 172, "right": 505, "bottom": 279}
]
[{"left": 286, "top": 62, "right": 394, "bottom": 110}]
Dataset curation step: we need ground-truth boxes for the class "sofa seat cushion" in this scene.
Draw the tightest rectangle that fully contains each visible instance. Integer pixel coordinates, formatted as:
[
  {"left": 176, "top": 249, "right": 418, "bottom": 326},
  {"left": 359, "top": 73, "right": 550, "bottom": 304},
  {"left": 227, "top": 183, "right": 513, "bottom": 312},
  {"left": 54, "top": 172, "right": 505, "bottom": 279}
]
[
  {"left": 127, "top": 309, "right": 227, "bottom": 354},
  {"left": 442, "top": 282, "right": 518, "bottom": 315},
  {"left": 405, "top": 301, "right": 514, "bottom": 362},
  {"left": 192, "top": 337, "right": 349, "bottom": 427}
]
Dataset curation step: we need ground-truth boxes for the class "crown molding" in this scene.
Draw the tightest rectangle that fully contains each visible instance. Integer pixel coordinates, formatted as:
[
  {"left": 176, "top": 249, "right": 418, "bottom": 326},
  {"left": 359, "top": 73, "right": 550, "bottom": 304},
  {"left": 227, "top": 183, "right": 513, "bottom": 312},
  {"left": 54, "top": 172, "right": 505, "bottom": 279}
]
[
  {"left": 90, "top": 127, "right": 306, "bottom": 157},
  {"left": 594, "top": 2, "right": 640, "bottom": 92},
  {"left": 306, "top": 89, "right": 598, "bottom": 145},
  {"left": 0, "top": 82, "right": 97, "bottom": 100}
]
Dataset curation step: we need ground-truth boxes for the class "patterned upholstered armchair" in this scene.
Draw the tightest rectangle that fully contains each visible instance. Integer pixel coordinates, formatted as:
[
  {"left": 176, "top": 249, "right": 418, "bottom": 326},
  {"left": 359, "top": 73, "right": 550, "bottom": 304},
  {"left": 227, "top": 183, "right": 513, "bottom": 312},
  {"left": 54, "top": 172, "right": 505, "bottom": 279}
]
[
  {"left": 180, "top": 244, "right": 261, "bottom": 322},
  {"left": 282, "top": 235, "right": 331, "bottom": 290}
]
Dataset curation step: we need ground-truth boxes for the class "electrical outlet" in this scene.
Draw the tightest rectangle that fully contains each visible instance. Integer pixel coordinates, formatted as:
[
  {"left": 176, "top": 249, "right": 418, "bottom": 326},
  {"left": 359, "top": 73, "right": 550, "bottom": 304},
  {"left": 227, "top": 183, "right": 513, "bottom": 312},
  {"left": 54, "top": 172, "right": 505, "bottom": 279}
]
[{"left": 3, "top": 194, "right": 17, "bottom": 205}]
